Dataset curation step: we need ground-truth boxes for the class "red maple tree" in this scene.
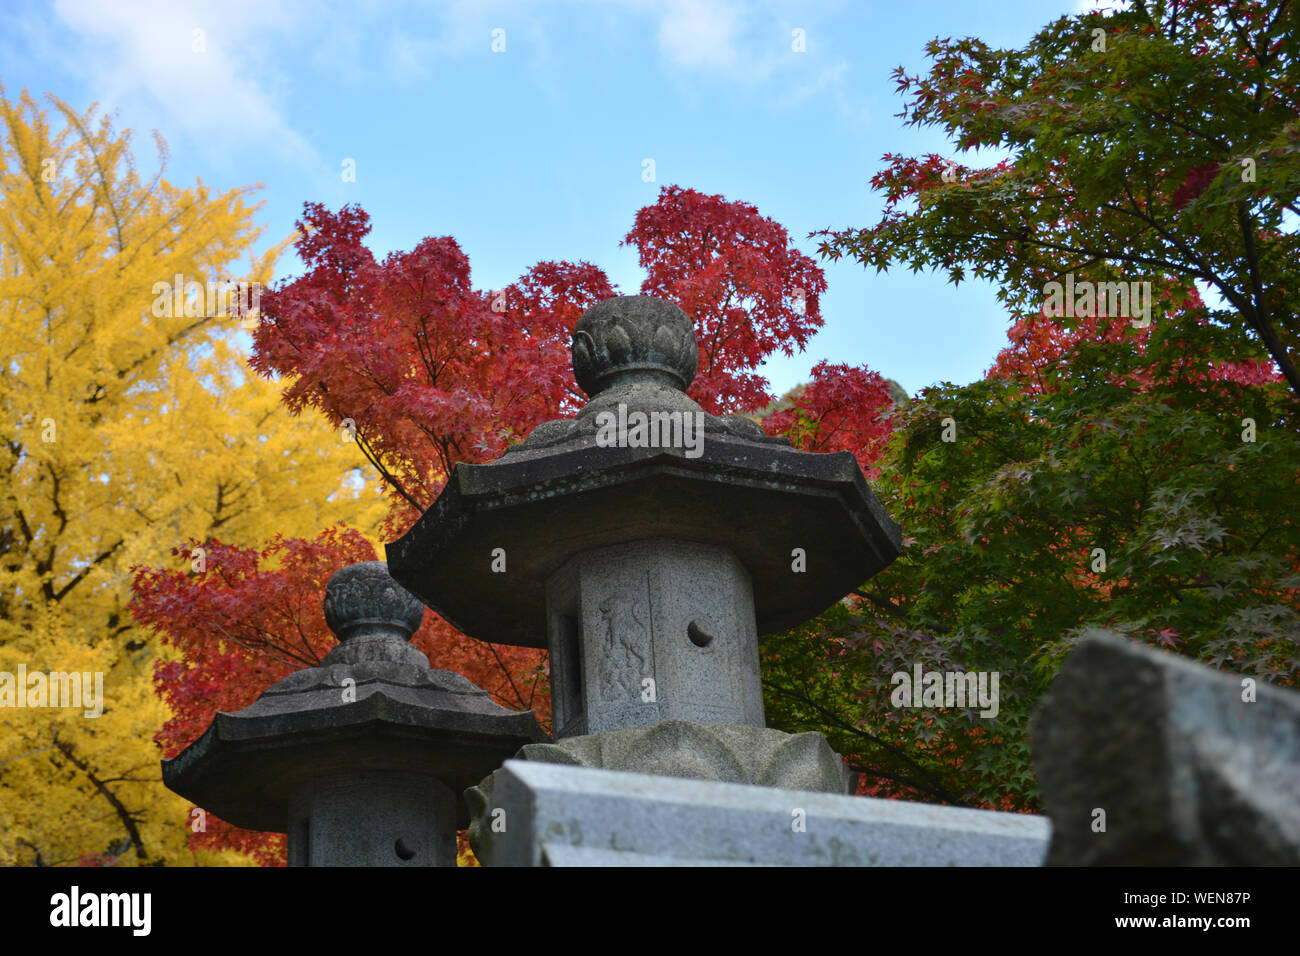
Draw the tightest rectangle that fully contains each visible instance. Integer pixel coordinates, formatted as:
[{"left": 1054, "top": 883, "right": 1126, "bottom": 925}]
[
  {"left": 987, "top": 284, "right": 1283, "bottom": 395},
  {"left": 762, "top": 361, "right": 896, "bottom": 478},
  {"left": 625, "top": 185, "right": 827, "bottom": 415},
  {"left": 247, "top": 203, "right": 619, "bottom": 536}
]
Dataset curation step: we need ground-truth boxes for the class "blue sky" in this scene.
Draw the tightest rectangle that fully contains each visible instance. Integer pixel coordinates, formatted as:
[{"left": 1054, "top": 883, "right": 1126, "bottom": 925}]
[{"left": 3, "top": 0, "right": 1112, "bottom": 397}]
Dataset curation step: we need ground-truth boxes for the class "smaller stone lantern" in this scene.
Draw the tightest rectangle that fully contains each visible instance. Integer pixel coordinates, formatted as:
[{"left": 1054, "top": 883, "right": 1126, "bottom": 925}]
[{"left": 161, "top": 561, "right": 544, "bottom": 866}]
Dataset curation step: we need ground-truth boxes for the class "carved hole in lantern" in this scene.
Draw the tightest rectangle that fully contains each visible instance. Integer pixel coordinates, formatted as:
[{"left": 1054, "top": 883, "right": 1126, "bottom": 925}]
[
  {"left": 687, "top": 620, "right": 714, "bottom": 648},
  {"left": 395, "top": 837, "right": 416, "bottom": 861}
]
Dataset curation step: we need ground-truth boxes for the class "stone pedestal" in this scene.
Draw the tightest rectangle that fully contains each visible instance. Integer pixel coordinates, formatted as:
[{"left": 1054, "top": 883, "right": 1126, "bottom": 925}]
[
  {"left": 547, "top": 539, "right": 763, "bottom": 737},
  {"left": 465, "top": 718, "right": 856, "bottom": 860}
]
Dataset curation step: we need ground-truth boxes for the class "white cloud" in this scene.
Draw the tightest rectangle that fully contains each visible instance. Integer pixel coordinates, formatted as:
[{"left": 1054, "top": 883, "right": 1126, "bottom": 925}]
[
  {"left": 774, "top": 59, "right": 870, "bottom": 130},
  {"left": 607, "top": 0, "right": 871, "bottom": 130},
  {"left": 652, "top": 0, "right": 751, "bottom": 76},
  {"left": 774, "top": 58, "right": 846, "bottom": 109},
  {"left": 384, "top": 2, "right": 555, "bottom": 87},
  {"left": 49, "top": 0, "right": 321, "bottom": 171}
]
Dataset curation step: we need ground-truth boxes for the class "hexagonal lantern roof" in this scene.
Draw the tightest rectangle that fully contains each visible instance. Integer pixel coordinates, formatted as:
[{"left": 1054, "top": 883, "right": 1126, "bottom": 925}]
[
  {"left": 162, "top": 562, "right": 545, "bottom": 831},
  {"left": 386, "top": 295, "right": 902, "bottom": 649}
]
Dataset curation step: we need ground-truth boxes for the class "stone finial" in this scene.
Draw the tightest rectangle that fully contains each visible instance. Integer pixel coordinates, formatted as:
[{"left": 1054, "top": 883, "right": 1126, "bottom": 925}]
[
  {"left": 323, "top": 560, "right": 425, "bottom": 643},
  {"left": 572, "top": 295, "right": 698, "bottom": 397}
]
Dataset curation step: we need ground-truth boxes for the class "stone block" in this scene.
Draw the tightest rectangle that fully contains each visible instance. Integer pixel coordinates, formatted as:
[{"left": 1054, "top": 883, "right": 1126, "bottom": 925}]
[
  {"left": 1031, "top": 630, "right": 1300, "bottom": 865},
  {"left": 474, "top": 759, "right": 1050, "bottom": 866}
]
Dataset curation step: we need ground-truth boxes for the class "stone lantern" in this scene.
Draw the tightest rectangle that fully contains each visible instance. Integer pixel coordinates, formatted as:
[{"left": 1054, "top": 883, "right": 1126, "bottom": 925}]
[
  {"left": 384, "top": 296, "right": 904, "bottom": 864},
  {"left": 387, "top": 295, "right": 901, "bottom": 740},
  {"left": 161, "top": 561, "right": 544, "bottom": 866}
]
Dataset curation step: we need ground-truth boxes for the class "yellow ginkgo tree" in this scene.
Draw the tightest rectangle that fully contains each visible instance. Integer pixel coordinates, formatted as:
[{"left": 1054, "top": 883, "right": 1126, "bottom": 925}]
[{"left": 0, "top": 85, "right": 385, "bottom": 866}]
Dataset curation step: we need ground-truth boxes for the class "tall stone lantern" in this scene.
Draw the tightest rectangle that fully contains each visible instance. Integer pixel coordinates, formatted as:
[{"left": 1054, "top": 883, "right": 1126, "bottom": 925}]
[
  {"left": 388, "top": 296, "right": 900, "bottom": 731},
  {"left": 384, "top": 295, "right": 903, "bottom": 860}
]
